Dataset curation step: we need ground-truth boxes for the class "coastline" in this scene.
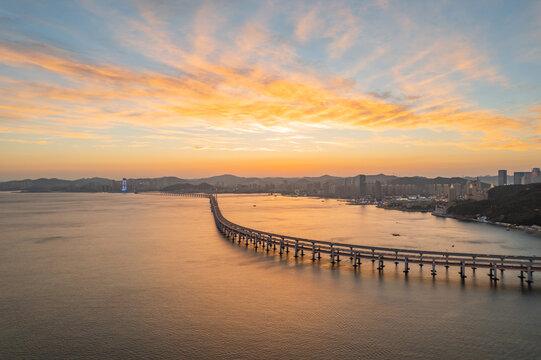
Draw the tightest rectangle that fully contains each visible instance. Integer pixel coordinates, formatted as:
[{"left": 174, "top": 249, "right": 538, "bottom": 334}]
[{"left": 432, "top": 212, "right": 541, "bottom": 236}]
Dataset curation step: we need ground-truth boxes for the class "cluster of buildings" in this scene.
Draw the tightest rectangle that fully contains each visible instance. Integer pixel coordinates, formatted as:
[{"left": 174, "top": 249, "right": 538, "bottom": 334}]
[
  {"left": 266, "top": 175, "right": 487, "bottom": 202},
  {"left": 498, "top": 168, "right": 541, "bottom": 186}
]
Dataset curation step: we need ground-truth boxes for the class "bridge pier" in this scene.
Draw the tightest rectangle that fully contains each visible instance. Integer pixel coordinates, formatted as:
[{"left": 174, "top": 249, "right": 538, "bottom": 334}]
[
  {"left": 488, "top": 263, "right": 494, "bottom": 279},
  {"left": 279, "top": 239, "right": 284, "bottom": 255},
  {"left": 377, "top": 255, "right": 384, "bottom": 271},
  {"left": 527, "top": 264, "right": 533, "bottom": 284},
  {"left": 459, "top": 260, "right": 467, "bottom": 279},
  {"left": 331, "top": 246, "right": 335, "bottom": 264},
  {"left": 419, "top": 253, "right": 423, "bottom": 267},
  {"left": 371, "top": 249, "right": 375, "bottom": 263},
  {"left": 336, "top": 250, "right": 340, "bottom": 262},
  {"left": 431, "top": 259, "right": 437, "bottom": 276},
  {"left": 312, "top": 244, "right": 316, "bottom": 261},
  {"left": 445, "top": 254, "right": 449, "bottom": 269},
  {"left": 294, "top": 240, "right": 299, "bottom": 258},
  {"left": 492, "top": 263, "right": 499, "bottom": 282},
  {"left": 404, "top": 257, "right": 410, "bottom": 274},
  {"left": 394, "top": 251, "right": 399, "bottom": 265},
  {"left": 353, "top": 252, "right": 358, "bottom": 267}
]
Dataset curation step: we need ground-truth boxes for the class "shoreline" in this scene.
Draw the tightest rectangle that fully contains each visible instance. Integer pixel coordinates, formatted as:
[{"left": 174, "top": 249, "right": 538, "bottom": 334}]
[{"left": 432, "top": 213, "right": 541, "bottom": 236}]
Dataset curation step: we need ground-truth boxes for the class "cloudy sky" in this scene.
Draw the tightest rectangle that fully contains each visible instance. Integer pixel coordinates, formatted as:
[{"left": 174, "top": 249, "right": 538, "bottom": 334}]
[{"left": 0, "top": 0, "right": 540, "bottom": 180}]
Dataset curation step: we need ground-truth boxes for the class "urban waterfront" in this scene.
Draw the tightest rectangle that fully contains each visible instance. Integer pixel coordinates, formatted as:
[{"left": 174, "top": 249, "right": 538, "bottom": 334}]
[{"left": 1, "top": 192, "right": 540, "bottom": 359}]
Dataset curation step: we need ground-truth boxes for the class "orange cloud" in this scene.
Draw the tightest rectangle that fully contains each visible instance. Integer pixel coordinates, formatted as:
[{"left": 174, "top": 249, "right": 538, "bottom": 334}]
[{"left": 0, "top": 31, "right": 538, "bottom": 152}]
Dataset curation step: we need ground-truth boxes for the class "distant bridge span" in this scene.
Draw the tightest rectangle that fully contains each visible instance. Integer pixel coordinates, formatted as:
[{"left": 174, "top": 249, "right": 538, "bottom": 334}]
[{"left": 166, "top": 192, "right": 541, "bottom": 285}]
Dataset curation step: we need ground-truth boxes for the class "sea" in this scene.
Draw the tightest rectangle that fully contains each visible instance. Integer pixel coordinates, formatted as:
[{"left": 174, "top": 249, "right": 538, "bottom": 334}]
[{"left": 1, "top": 192, "right": 540, "bottom": 359}]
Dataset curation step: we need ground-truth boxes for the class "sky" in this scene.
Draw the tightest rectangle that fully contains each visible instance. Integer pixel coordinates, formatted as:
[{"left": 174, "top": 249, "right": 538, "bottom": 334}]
[{"left": 0, "top": 0, "right": 540, "bottom": 180}]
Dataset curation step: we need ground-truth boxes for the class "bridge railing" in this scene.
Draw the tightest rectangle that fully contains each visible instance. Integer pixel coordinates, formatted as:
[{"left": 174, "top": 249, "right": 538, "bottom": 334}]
[{"left": 206, "top": 194, "right": 539, "bottom": 283}]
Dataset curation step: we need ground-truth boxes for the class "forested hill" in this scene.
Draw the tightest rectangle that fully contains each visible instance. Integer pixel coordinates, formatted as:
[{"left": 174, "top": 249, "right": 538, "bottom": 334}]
[{"left": 447, "top": 184, "right": 541, "bottom": 226}]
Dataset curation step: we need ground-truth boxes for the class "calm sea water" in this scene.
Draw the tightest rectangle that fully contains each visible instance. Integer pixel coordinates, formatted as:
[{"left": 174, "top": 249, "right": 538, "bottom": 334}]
[{"left": 1, "top": 192, "right": 540, "bottom": 359}]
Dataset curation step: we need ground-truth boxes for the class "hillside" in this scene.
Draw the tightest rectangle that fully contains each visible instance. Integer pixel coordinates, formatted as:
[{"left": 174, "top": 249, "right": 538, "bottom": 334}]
[{"left": 447, "top": 184, "right": 541, "bottom": 226}]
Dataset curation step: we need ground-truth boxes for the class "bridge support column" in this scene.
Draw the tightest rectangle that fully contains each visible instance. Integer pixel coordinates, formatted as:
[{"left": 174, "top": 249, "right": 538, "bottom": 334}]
[
  {"left": 279, "top": 239, "right": 284, "bottom": 255},
  {"left": 377, "top": 255, "right": 384, "bottom": 271},
  {"left": 371, "top": 249, "right": 375, "bottom": 263},
  {"left": 353, "top": 252, "right": 358, "bottom": 268},
  {"left": 394, "top": 251, "right": 399, "bottom": 265},
  {"left": 459, "top": 260, "right": 467, "bottom": 279},
  {"left": 472, "top": 256, "right": 477, "bottom": 271},
  {"left": 312, "top": 244, "right": 316, "bottom": 261},
  {"left": 294, "top": 240, "right": 299, "bottom": 258},
  {"left": 286, "top": 240, "right": 289, "bottom": 253},
  {"left": 336, "top": 250, "right": 340, "bottom": 262},
  {"left": 301, "top": 245, "right": 304, "bottom": 257},
  {"left": 318, "top": 247, "right": 321, "bottom": 259},
  {"left": 445, "top": 254, "right": 449, "bottom": 269},
  {"left": 526, "top": 264, "right": 533, "bottom": 284},
  {"left": 492, "top": 264, "right": 499, "bottom": 282},
  {"left": 488, "top": 263, "right": 493, "bottom": 279},
  {"left": 419, "top": 253, "right": 423, "bottom": 267},
  {"left": 431, "top": 259, "right": 437, "bottom": 276},
  {"left": 403, "top": 257, "right": 410, "bottom": 274},
  {"left": 331, "top": 246, "right": 335, "bottom": 264}
]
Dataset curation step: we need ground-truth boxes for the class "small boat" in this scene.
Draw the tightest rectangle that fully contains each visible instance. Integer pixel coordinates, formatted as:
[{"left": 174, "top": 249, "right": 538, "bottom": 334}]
[
  {"left": 392, "top": 233, "right": 400, "bottom": 236},
  {"left": 253, "top": 204, "right": 256, "bottom": 207}
]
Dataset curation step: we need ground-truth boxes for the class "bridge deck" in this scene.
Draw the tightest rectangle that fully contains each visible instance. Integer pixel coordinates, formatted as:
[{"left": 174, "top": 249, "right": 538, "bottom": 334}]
[{"left": 169, "top": 193, "right": 540, "bottom": 284}]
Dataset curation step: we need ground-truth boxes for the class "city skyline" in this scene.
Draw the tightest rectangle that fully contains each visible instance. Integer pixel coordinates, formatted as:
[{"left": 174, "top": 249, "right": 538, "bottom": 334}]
[{"left": 1, "top": 0, "right": 540, "bottom": 179}]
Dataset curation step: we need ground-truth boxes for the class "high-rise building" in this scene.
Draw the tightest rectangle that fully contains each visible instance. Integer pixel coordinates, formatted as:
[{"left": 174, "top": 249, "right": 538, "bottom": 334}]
[
  {"left": 532, "top": 168, "right": 541, "bottom": 183},
  {"left": 498, "top": 170, "right": 507, "bottom": 186},
  {"left": 448, "top": 184, "right": 457, "bottom": 202},
  {"left": 358, "top": 174, "right": 366, "bottom": 197},
  {"left": 514, "top": 172, "right": 531, "bottom": 185},
  {"left": 374, "top": 180, "right": 382, "bottom": 200}
]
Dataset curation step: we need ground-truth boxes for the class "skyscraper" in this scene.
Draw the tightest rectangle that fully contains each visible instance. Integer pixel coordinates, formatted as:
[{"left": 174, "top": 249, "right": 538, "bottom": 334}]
[
  {"left": 448, "top": 184, "right": 457, "bottom": 202},
  {"left": 358, "top": 174, "right": 366, "bottom": 197},
  {"left": 498, "top": 170, "right": 507, "bottom": 186},
  {"left": 532, "top": 168, "right": 541, "bottom": 183},
  {"left": 514, "top": 172, "right": 531, "bottom": 185}
]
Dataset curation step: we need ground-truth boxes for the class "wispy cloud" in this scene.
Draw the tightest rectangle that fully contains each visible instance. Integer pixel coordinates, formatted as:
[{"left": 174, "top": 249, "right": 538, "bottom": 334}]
[{"left": 0, "top": 0, "right": 540, "bottom": 176}]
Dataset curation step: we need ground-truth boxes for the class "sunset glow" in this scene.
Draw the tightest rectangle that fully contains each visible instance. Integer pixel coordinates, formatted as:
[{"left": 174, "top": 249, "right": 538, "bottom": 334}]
[{"left": 1, "top": 0, "right": 540, "bottom": 179}]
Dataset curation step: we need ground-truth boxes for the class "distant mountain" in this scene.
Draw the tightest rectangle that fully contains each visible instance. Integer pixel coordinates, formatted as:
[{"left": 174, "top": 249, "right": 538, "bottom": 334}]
[
  {"left": 464, "top": 175, "right": 512, "bottom": 185},
  {"left": 0, "top": 173, "right": 472, "bottom": 193},
  {"left": 162, "top": 182, "right": 214, "bottom": 193},
  {"left": 391, "top": 176, "right": 467, "bottom": 185}
]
